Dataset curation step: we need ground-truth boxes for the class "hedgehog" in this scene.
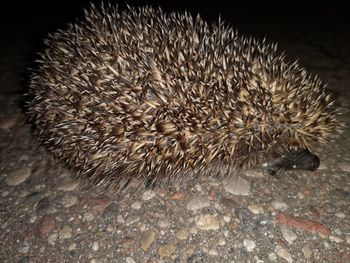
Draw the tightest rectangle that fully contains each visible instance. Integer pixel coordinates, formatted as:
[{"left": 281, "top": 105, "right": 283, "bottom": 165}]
[{"left": 27, "top": 4, "right": 342, "bottom": 188}]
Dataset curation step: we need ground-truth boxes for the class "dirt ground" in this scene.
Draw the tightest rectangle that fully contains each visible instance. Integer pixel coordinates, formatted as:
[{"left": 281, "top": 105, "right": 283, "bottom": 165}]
[{"left": 0, "top": 2, "right": 349, "bottom": 263}]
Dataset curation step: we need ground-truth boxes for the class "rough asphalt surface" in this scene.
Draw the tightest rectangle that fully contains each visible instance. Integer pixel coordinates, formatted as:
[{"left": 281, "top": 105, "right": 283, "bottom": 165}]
[{"left": 0, "top": 2, "right": 349, "bottom": 263}]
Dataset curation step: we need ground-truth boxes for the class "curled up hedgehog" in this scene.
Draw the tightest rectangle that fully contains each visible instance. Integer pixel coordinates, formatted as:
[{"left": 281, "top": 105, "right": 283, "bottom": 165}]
[{"left": 27, "top": 4, "right": 342, "bottom": 188}]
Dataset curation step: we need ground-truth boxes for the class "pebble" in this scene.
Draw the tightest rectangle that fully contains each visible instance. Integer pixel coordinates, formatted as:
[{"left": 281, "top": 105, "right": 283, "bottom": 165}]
[
  {"left": 36, "top": 197, "right": 57, "bottom": 215},
  {"left": 268, "top": 252, "right": 277, "bottom": 262},
  {"left": 248, "top": 204, "right": 263, "bottom": 214},
  {"left": 140, "top": 229, "right": 155, "bottom": 251},
  {"left": 57, "top": 180, "right": 79, "bottom": 191},
  {"left": 186, "top": 195, "right": 210, "bottom": 211},
  {"left": 24, "top": 191, "right": 41, "bottom": 206},
  {"left": 335, "top": 212, "right": 346, "bottom": 218},
  {"left": 338, "top": 162, "right": 350, "bottom": 172},
  {"left": 302, "top": 246, "right": 312, "bottom": 259},
  {"left": 280, "top": 226, "right": 297, "bottom": 244},
  {"left": 125, "top": 215, "right": 141, "bottom": 226},
  {"left": 142, "top": 190, "right": 156, "bottom": 201},
  {"left": 68, "top": 243, "right": 77, "bottom": 251},
  {"left": 158, "top": 220, "right": 170, "bottom": 228},
  {"left": 102, "top": 202, "right": 118, "bottom": 221},
  {"left": 218, "top": 238, "right": 226, "bottom": 246},
  {"left": 125, "top": 257, "right": 136, "bottom": 263},
  {"left": 175, "top": 228, "right": 190, "bottom": 240},
  {"left": 243, "top": 239, "right": 256, "bottom": 252},
  {"left": 59, "top": 226, "right": 72, "bottom": 239},
  {"left": 195, "top": 214, "right": 220, "bottom": 230},
  {"left": 223, "top": 177, "right": 250, "bottom": 196},
  {"left": 5, "top": 167, "right": 31, "bottom": 186},
  {"left": 275, "top": 246, "right": 293, "bottom": 263},
  {"left": 83, "top": 212, "right": 94, "bottom": 222},
  {"left": 158, "top": 244, "right": 176, "bottom": 258},
  {"left": 48, "top": 233, "right": 58, "bottom": 246},
  {"left": 170, "top": 192, "right": 186, "bottom": 200},
  {"left": 61, "top": 195, "right": 78, "bottom": 208},
  {"left": 245, "top": 169, "right": 265, "bottom": 178},
  {"left": 131, "top": 201, "right": 142, "bottom": 209},
  {"left": 17, "top": 241, "right": 30, "bottom": 254},
  {"left": 35, "top": 215, "right": 56, "bottom": 237},
  {"left": 329, "top": 236, "right": 342, "bottom": 243},
  {"left": 0, "top": 114, "right": 18, "bottom": 130},
  {"left": 346, "top": 235, "right": 350, "bottom": 244},
  {"left": 92, "top": 241, "right": 99, "bottom": 251},
  {"left": 80, "top": 196, "right": 112, "bottom": 213},
  {"left": 272, "top": 201, "right": 289, "bottom": 211}
]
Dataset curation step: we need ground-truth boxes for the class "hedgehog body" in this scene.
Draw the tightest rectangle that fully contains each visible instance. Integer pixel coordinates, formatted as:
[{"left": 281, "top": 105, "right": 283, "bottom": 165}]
[{"left": 27, "top": 5, "right": 341, "bottom": 187}]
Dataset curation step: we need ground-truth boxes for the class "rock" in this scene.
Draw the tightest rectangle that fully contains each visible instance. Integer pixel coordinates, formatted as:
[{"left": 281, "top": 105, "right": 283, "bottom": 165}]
[
  {"left": 275, "top": 246, "right": 293, "bottom": 263},
  {"left": 61, "top": 195, "right": 78, "bottom": 208},
  {"left": 36, "top": 197, "right": 57, "bottom": 215},
  {"left": 142, "top": 190, "right": 156, "bottom": 200},
  {"left": 35, "top": 215, "right": 56, "bottom": 237},
  {"left": 158, "top": 244, "right": 176, "bottom": 258},
  {"left": 196, "top": 214, "right": 220, "bottom": 230},
  {"left": 223, "top": 177, "right": 250, "bottom": 196},
  {"left": 187, "top": 195, "right": 210, "bottom": 211},
  {"left": 140, "top": 229, "right": 155, "bottom": 251},
  {"left": 248, "top": 204, "right": 263, "bottom": 214},
  {"left": 5, "top": 167, "right": 31, "bottom": 186},
  {"left": 243, "top": 239, "right": 256, "bottom": 252},
  {"left": 59, "top": 226, "right": 73, "bottom": 239},
  {"left": 280, "top": 226, "right": 297, "bottom": 244},
  {"left": 125, "top": 216, "right": 140, "bottom": 226},
  {"left": 57, "top": 180, "right": 79, "bottom": 191},
  {"left": 24, "top": 191, "right": 41, "bottom": 206},
  {"left": 338, "top": 162, "right": 350, "bottom": 172},
  {"left": 102, "top": 202, "right": 118, "bottom": 221},
  {"left": 92, "top": 241, "right": 99, "bottom": 251},
  {"left": 131, "top": 201, "right": 142, "bottom": 209},
  {"left": 175, "top": 228, "right": 190, "bottom": 240},
  {"left": 170, "top": 192, "right": 186, "bottom": 200},
  {"left": 272, "top": 201, "right": 289, "bottom": 211},
  {"left": 302, "top": 246, "right": 312, "bottom": 259}
]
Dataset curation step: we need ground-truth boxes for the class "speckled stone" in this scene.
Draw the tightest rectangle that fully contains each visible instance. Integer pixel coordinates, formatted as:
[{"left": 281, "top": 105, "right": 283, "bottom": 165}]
[{"left": 5, "top": 167, "right": 31, "bottom": 186}]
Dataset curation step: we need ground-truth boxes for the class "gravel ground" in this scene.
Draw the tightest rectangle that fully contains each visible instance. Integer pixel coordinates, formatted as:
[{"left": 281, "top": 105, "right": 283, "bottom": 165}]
[{"left": 0, "top": 2, "right": 349, "bottom": 263}]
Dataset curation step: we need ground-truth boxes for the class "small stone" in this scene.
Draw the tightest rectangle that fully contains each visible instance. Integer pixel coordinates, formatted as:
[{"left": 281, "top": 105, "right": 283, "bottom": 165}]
[
  {"left": 302, "top": 246, "right": 312, "bottom": 259},
  {"left": 140, "top": 229, "right": 155, "bottom": 251},
  {"left": 338, "top": 162, "right": 350, "bottom": 172},
  {"left": 102, "top": 202, "right": 118, "bottom": 221},
  {"left": 126, "top": 257, "right": 136, "bottom": 263},
  {"left": 19, "top": 154, "right": 30, "bottom": 162},
  {"left": 346, "top": 235, "right": 350, "bottom": 244},
  {"left": 142, "top": 190, "right": 156, "bottom": 200},
  {"left": 243, "top": 239, "right": 256, "bottom": 252},
  {"left": 80, "top": 196, "right": 112, "bottom": 213},
  {"left": 218, "top": 238, "right": 226, "bottom": 246},
  {"left": 24, "top": 192, "right": 41, "bottom": 206},
  {"left": 186, "top": 196, "right": 210, "bottom": 211},
  {"left": 35, "top": 215, "right": 56, "bottom": 237},
  {"left": 329, "top": 236, "right": 342, "bottom": 243},
  {"left": 131, "top": 201, "right": 142, "bottom": 209},
  {"left": 280, "top": 226, "right": 297, "bottom": 244},
  {"left": 17, "top": 241, "right": 30, "bottom": 254},
  {"left": 175, "top": 228, "right": 190, "bottom": 240},
  {"left": 125, "top": 215, "right": 140, "bottom": 226},
  {"left": 36, "top": 197, "right": 57, "bottom": 215},
  {"left": 158, "top": 220, "right": 169, "bottom": 228},
  {"left": 272, "top": 201, "right": 289, "bottom": 211},
  {"left": 297, "top": 192, "right": 305, "bottom": 199},
  {"left": 223, "top": 215, "right": 231, "bottom": 223},
  {"left": 68, "top": 243, "right": 77, "bottom": 251},
  {"left": 275, "top": 246, "right": 293, "bottom": 263},
  {"left": 48, "top": 233, "right": 58, "bottom": 246},
  {"left": 57, "top": 180, "right": 79, "bottom": 191},
  {"left": 5, "top": 167, "right": 31, "bottom": 186},
  {"left": 248, "top": 204, "right": 263, "bottom": 214},
  {"left": 196, "top": 214, "right": 220, "bottom": 230},
  {"left": 83, "top": 212, "right": 94, "bottom": 222},
  {"left": 158, "top": 244, "right": 176, "bottom": 258},
  {"left": 170, "top": 192, "right": 186, "bottom": 200},
  {"left": 59, "top": 226, "right": 72, "bottom": 239},
  {"left": 223, "top": 177, "right": 250, "bottom": 196},
  {"left": 61, "top": 195, "right": 78, "bottom": 208},
  {"left": 92, "top": 241, "right": 99, "bottom": 251},
  {"left": 268, "top": 252, "right": 277, "bottom": 262},
  {"left": 0, "top": 114, "right": 18, "bottom": 130},
  {"left": 245, "top": 169, "right": 265, "bottom": 178},
  {"left": 208, "top": 249, "right": 218, "bottom": 255},
  {"left": 335, "top": 212, "right": 346, "bottom": 218}
]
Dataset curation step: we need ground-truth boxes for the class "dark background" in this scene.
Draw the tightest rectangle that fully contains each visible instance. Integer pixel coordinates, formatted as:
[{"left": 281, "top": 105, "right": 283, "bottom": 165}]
[{"left": 0, "top": 1, "right": 349, "bottom": 96}]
